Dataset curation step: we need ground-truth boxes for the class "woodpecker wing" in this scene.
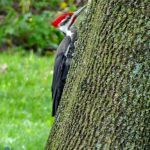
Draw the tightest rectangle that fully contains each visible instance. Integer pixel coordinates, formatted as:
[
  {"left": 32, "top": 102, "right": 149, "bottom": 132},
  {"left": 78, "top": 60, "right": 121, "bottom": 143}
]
[{"left": 52, "top": 36, "right": 71, "bottom": 116}]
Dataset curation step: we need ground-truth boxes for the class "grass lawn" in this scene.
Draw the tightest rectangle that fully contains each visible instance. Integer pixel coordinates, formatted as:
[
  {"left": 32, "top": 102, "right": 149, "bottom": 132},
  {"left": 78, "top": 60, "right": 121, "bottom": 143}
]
[{"left": 0, "top": 52, "right": 54, "bottom": 149}]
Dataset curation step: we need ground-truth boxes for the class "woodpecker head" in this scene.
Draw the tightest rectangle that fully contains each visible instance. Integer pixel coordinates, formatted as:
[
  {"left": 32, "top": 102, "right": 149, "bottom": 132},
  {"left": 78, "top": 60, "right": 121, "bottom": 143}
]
[{"left": 51, "top": 6, "right": 86, "bottom": 35}]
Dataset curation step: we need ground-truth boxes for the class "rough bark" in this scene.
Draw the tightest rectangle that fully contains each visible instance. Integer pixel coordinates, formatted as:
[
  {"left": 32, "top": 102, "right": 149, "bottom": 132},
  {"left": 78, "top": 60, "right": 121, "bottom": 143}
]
[{"left": 46, "top": 0, "right": 150, "bottom": 149}]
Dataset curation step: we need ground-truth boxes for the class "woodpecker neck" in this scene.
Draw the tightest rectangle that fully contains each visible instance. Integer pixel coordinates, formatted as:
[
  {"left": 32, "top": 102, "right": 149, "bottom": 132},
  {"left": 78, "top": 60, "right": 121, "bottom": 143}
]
[
  {"left": 59, "top": 19, "right": 76, "bottom": 38},
  {"left": 66, "top": 30, "right": 73, "bottom": 38},
  {"left": 64, "top": 26, "right": 77, "bottom": 56},
  {"left": 59, "top": 26, "right": 74, "bottom": 39}
]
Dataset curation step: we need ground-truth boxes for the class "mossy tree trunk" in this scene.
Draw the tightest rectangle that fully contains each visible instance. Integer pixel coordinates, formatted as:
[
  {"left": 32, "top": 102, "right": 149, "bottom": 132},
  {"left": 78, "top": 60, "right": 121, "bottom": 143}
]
[{"left": 46, "top": 0, "right": 150, "bottom": 149}]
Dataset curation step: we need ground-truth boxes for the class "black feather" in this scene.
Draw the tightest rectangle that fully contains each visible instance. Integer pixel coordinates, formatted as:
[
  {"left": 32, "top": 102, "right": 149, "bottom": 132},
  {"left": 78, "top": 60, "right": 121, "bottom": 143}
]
[
  {"left": 51, "top": 27, "right": 77, "bottom": 116},
  {"left": 52, "top": 53, "right": 69, "bottom": 116}
]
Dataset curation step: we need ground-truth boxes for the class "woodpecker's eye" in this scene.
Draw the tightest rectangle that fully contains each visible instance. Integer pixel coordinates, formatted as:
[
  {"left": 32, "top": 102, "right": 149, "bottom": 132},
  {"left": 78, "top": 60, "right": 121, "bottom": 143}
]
[{"left": 60, "top": 16, "right": 71, "bottom": 26}]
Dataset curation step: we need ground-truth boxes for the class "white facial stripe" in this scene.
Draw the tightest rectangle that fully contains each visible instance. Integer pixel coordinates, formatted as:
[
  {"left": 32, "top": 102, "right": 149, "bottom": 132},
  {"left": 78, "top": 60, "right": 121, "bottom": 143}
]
[{"left": 60, "top": 16, "right": 71, "bottom": 26}]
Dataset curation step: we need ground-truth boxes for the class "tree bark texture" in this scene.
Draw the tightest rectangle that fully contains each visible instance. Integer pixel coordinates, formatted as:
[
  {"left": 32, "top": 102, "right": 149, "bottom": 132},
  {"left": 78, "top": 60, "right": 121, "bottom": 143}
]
[{"left": 46, "top": 0, "right": 150, "bottom": 149}]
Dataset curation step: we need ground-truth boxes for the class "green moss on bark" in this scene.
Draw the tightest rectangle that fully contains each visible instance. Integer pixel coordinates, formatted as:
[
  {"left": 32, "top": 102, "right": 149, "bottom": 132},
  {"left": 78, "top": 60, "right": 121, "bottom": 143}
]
[{"left": 46, "top": 0, "right": 150, "bottom": 149}]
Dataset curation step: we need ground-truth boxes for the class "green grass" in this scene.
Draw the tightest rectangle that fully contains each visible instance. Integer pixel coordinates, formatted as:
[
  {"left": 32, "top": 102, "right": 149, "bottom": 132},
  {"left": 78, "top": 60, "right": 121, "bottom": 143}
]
[{"left": 0, "top": 52, "right": 54, "bottom": 150}]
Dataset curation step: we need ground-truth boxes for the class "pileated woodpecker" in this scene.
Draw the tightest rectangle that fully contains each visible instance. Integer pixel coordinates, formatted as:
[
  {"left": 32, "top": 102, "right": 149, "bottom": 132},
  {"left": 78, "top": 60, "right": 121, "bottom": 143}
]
[{"left": 51, "top": 6, "right": 86, "bottom": 116}]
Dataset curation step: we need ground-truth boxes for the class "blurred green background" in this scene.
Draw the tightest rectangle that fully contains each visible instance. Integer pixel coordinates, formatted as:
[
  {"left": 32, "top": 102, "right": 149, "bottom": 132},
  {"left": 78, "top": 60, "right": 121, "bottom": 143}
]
[{"left": 0, "top": 0, "right": 85, "bottom": 149}]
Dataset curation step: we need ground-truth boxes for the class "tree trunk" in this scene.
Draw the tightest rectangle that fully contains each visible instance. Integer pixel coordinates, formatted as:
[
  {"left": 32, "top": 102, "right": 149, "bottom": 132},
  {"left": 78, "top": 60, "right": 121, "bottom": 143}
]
[{"left": 46, "top": 0, "right": 150, "bottom": 149}]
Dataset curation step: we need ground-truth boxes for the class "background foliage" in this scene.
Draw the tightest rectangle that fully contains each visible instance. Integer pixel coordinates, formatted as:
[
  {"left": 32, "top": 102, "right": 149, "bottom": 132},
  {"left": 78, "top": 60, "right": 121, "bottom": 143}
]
[{"left": 0, "top": 0, "right": 79, "bottom": 54}]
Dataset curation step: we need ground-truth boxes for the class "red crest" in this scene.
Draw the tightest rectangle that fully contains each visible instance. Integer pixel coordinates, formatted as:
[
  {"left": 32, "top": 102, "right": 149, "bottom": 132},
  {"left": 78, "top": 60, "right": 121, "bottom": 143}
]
[{"left": 51, "top": 12, "right": 74, "bottom": 28}]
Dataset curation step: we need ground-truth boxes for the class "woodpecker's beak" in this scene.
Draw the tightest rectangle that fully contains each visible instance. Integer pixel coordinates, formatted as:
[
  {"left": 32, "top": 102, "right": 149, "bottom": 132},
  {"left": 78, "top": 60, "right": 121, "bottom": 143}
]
[{"left": 73, "top": 5, "right": 86, "bottom": 17}]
